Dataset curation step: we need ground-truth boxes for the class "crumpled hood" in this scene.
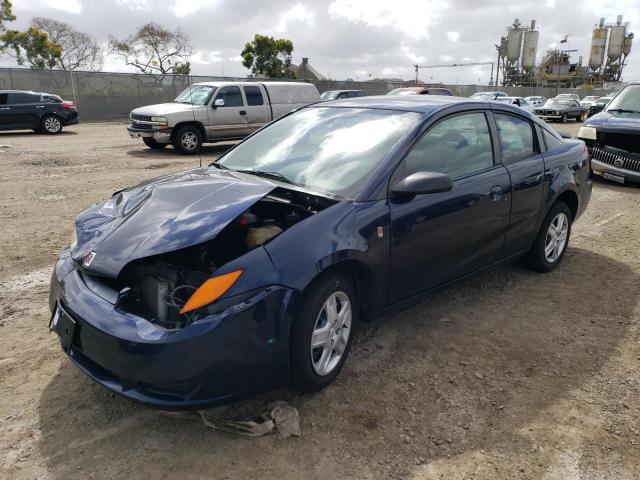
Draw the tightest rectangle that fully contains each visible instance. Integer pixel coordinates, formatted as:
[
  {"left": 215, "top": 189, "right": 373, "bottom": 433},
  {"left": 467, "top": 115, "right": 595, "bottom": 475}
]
[
  {"left": 131, "top": 103, "right": 205, "bottom": 116},
  {"left": 584, "top": 110, "right": 640, "bottom": 133},
  {"left": 72, "top": 168, "right": 276, "bottom": 278}
]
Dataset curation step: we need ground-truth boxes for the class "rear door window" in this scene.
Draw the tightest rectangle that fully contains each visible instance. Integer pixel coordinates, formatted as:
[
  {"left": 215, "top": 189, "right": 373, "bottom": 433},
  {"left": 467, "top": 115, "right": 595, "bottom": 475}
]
[
  {"left": 9, "top": 93, "right": 37, "bottom": 104},
  {"left": 494, "top": 114, "right": 535, "bottom": 162},
  {"left": 214, "top": 86, "right": 244, "bottom": 107},
  {"left": 0, "top": 93, "right": 7, "bottom": 105},
  {"left": 243, "top": 86, "right": 264, "bottom": 106}
]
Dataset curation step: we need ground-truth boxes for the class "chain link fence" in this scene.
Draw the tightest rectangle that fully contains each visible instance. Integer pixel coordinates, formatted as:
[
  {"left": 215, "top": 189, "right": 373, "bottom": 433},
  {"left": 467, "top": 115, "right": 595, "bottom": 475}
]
[{"left": 0, "top": 68, "right": 611, "bottom": 121}]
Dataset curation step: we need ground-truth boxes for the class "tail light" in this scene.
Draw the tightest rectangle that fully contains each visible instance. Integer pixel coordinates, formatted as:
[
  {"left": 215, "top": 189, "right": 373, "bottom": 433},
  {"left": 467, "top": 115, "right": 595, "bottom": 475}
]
[{"left": 61, "top": 101, "right": 75, "bottom": 109}]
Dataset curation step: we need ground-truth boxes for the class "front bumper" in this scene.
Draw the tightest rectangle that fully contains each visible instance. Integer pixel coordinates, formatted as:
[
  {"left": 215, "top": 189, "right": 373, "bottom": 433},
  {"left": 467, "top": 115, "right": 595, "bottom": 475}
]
[
  {"left": 127, "top": 125, "right": 172, "bottom": 143},
  {"left": 49, "top": 251, "right": 296, "bottom": 409},
  {"left": 535, "top": 113, "right": 563, "bottom": 121}
]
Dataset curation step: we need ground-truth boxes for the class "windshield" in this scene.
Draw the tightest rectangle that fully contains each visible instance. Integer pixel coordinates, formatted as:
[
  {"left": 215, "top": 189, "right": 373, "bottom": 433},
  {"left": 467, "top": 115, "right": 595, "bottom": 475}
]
[
  {"left": 387, "top": 88, "right": 418, "bottom": 96},
  {"left": 494, "top": 97, "right": 513, "bottom": 103},
  {"left": 217, "top": 107, "right": 421, "bottom": 198},
  {"left": 548, "top": 99, "right": 570, "bottom": 106},
  {"left": 320, "top": 91, "right": 339, "bottom": 101},
  {"left": 583, "top": 96, "right": 598, "bottom": 101},
  {"left": 174, "top": 85, "right": 216, "bottom": 105},
  {"left": 606, "top": 85, "right": 640, "bottom": 112}
]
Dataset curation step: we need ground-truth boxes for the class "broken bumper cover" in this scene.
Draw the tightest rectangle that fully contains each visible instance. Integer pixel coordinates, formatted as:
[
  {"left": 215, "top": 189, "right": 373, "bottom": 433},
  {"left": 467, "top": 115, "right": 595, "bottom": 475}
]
[
  {"left": 127, "top": 125, "right": 171, "bottom": 142},
  {"left": 49, "top": 251, "right": 296, "bottom": 410}
]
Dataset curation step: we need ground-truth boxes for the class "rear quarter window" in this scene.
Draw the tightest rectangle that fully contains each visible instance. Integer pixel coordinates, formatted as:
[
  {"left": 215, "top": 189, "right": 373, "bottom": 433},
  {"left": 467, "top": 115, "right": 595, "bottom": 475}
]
[{"left": 542, "top": 128, "right": 564, "bottom": 150}]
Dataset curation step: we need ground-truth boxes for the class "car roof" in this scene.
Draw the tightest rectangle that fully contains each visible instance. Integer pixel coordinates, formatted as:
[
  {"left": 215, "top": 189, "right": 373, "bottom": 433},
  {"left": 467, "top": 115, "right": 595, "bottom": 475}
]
[
  {"left": 316, "top": 94, "right": 487, "bottom": 114},
  {"left": 324, "top": 89, "right": 363, "bottom": 93},
  {"left": 192, "top": 81, "right": 311, "bottom": 88}
]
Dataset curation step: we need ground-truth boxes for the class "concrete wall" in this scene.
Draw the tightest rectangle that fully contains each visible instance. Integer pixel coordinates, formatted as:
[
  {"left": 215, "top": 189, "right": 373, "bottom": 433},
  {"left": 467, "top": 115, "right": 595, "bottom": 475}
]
[{"left": 0, "top": 68, "right": 613, "bottom": 121}]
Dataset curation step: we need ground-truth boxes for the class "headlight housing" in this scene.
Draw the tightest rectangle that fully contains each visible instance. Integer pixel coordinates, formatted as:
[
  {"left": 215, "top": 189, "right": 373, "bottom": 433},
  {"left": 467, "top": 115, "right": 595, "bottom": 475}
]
[
  {"left": 577, "top": 126, "right": 597, "bottom": 140},
  {"left": 151, "top": 116, "right": 168, "bottom": 124}
]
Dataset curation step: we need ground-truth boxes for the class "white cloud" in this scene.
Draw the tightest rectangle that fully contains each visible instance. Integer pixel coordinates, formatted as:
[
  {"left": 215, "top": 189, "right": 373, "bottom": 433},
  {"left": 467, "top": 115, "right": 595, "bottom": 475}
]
[
  {"left": 401, "top": 45, "right": 425, "bottom": 64},
  {"left": 173, "top": 0, "right": 220, "bottom": 17},
  {"left": 44, "top": 0, "right": 81, "bottom": 14},
  {"left": 191, "top": 50, "right": 223, "bottom": 64},
  {"left": 277, "top": 3, "right": 314, "bottom": 32},
  {"left": 328, "top": 0, "right": 449, "bottom": 39},
  {"left": 446, "top": 31, "right": 460, "bottom": 42}
]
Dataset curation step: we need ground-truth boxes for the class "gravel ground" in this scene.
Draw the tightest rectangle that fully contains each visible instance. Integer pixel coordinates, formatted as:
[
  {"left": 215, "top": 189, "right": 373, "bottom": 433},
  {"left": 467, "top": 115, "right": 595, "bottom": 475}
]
[{"left": 0, "top": 121, "right": 639, "bottom": 480}]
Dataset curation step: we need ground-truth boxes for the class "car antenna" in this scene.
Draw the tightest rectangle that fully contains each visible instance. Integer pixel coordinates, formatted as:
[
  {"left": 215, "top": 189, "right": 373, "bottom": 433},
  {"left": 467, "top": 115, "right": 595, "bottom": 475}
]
[{"left": 186, "top": 72, "right": 203, "bottom": 169}]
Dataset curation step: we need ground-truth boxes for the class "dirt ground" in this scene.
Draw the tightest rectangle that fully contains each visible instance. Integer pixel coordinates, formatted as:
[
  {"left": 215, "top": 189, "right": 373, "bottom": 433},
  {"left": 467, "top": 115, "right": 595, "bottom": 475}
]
[{"left": 0, "top": 121, "right": 639, "bottom": 480}]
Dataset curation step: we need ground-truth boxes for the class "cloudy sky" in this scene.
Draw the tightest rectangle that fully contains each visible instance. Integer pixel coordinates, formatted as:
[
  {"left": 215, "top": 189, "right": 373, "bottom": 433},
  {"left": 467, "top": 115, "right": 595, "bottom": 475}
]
[{"left": 6, "top": 0, "right": 640, "bottom": 83}]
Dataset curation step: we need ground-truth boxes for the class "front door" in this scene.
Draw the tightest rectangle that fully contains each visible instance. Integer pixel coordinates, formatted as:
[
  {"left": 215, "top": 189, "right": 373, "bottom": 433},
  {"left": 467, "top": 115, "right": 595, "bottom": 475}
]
[
  {"left": 0, "top": 92, "right": 12, "bottom": 129},
  {"left": 389, "top": 111, "right": 511, "bottom": 302},
  {"left": 207, "top": 86, "right": 249, "bottom": 140}
]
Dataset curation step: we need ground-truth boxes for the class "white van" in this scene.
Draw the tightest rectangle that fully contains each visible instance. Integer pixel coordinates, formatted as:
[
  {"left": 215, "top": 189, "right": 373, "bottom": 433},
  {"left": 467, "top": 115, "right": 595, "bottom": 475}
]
[{"left": 128, "top": 81, "right": 320, "bottom": 154}]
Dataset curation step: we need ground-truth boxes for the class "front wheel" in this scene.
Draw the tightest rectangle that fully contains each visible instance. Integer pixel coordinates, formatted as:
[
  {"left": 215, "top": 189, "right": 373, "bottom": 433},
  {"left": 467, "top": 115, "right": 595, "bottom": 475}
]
[
  {"left": 524, "top": 202, "right": 572, "bottom": 272},
  {"left": 172, "top": 125, "right": 202, "bottom": 155},
  {"left": 143, "top": 137, "right": 167, "bottom": 150},
  {"left": 41, "top": 115, "right": 63, "bottom": 134},
  {"left": 561, "top": 113, "right": 568, "bottom": 123},
  {"left": 290, "top": 274, "right": 356, "bottom": 392}
]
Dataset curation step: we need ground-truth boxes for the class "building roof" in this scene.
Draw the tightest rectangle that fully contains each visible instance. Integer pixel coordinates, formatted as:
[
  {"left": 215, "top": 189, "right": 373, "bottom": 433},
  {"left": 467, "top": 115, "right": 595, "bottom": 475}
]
[{"left": 291, "top": 58, "right": 325, "bottom": 81}]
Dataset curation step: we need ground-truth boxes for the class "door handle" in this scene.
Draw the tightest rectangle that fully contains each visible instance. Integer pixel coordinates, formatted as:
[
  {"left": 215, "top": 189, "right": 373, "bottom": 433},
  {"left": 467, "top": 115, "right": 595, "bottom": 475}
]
[
  {"left": 35, "top": 105, "right": 45, "bottom": 108},
  {"left": 489, "top": 186, "right": 504, "bottom": 202},
  {"left": 239, "top": 110, "right": 247, "bottom": 115}
]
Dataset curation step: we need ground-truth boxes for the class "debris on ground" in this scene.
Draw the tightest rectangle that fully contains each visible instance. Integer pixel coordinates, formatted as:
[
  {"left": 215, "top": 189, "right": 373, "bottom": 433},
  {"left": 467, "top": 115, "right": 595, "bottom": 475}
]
[{"left": 163, "top": 400, "right": 301, "bottom": 438}]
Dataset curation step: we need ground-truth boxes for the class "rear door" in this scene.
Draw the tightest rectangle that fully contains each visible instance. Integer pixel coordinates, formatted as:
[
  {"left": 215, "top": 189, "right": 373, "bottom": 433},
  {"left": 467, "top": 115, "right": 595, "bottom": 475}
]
[
  {"left": 389, "top": 110, "right": 511, "bottom": 301},
  {"left": 0, "top": 93, "right": 11, "bottom": 129},
  {"left": 207, "top": 85, "right": 249, "bottom": 139},
  {"left": 242, "top": 85, "right": 271, "bottom": 134},
  {"left": 7, "top": 92, "right": 41, "bottom": 129},
  {"left": 492, "top": 112, "right": 544, "bottom": 256}
]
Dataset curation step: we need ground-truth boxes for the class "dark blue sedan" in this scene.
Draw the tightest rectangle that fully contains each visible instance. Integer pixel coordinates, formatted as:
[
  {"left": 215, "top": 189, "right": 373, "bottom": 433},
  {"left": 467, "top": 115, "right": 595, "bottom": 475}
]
[{"left": 49, "top": 95, "right": 592, "bottom": 409}]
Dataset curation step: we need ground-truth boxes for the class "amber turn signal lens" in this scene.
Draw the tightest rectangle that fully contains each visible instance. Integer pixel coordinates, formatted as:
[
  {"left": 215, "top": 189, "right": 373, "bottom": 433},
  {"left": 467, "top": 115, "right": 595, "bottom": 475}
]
[{"left": 180, "top": 270, "right": 243, "bottom": 314}]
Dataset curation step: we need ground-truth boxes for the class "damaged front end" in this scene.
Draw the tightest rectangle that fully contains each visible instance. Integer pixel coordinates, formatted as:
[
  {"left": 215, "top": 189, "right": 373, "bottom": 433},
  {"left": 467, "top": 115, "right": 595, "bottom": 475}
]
[{"left": 49, "top": 168, "right": 339, "bottom": 407}]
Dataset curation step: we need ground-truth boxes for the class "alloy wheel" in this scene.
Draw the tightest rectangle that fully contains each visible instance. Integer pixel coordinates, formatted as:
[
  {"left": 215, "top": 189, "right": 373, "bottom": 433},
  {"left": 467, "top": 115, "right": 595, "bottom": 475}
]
[
  {"left": 310, "top": 291, "right": 352, "bottom": 376},
  {"left": 44, "top": 117, "right": 61, "bottom": 133},
  {"left": 180, "top": 131, "right": 198, "bottom": 151},
  {"left": 544, "top": 212, "right": 569, "bottom": 263}
]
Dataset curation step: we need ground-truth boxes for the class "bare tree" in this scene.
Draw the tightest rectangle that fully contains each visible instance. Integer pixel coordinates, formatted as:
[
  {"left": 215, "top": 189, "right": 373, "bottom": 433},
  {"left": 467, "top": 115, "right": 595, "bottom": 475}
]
[
  {"left": 31, "top": 17, "right": 104, "bottom": 71},
  {"left": 109, "top": 22, "right": 192, "bottom": 74}
]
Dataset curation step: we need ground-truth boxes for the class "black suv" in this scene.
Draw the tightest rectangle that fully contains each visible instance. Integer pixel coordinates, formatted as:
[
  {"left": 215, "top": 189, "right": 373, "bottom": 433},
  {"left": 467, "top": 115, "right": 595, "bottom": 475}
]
[{"left": 0, "top": 90, "right": 79, "bottom": 134}]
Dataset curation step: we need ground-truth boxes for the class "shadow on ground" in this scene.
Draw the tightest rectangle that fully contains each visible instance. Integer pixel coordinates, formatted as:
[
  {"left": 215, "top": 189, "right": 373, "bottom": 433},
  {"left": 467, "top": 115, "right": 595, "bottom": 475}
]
[{"left": 35, "top": 248, "right": 638, "bottom": 479}]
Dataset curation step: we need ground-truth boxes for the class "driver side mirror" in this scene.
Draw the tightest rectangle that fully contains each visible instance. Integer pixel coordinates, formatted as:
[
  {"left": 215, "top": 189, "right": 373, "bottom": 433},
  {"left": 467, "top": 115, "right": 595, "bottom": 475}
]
[
  {"left": 391, "top": 171, "right": 453, "bottom": 199},
  {"left": 213, "top": 98, "right": 225, "bottom": 108}
]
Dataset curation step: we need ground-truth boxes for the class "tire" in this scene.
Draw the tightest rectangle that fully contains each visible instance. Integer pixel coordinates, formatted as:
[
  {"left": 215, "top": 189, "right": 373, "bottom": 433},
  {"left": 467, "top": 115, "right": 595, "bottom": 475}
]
[
  {"left": 577, "top": 111, "right": 586, "bottom": 122},
  {"left": 41, "top": 114, "right": 63, "bottom": 134},
  {"left": 290, "top": 273, "right": 357, "bottom": 392},
  {"left": 524, "top": 202, "right": 572, "bottom": 272},
  {"left": 143, "top": 137, "right": 167, "bottom": 150},
  {"left": 172, "top": 125, "right": 202, "bottom": 155},
  {"left": 561, "top": 113, "right": 568, "bottom": 123}
]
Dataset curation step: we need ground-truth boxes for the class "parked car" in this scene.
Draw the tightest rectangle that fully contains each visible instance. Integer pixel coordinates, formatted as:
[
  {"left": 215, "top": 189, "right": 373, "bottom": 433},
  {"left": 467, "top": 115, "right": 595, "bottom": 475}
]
[
  {"left": 580, "top": 95, "right": 600, "bottom": 108},
  {"left": 587, "top": 96, "right": 613, "bottom": 117},
  {"left": 128, "top": 81, "right": 320, "bottom": 154},
  {"left": 50, "top": 95, "right": 591, "bottom": 409},
  {"left": 0, "top": 90, "right": 78, "bottom": 133},
  {"left": 577, "top": 83, "right": 640, "bottom": 184},
  {"left": 525, "top": 96, "right": 547, "bottom": 106},
  {"left": 320, "top": 90, "right": 365, "bottom": 101},
  {"left": 492, "top": 96, "right": 535, "bottom": 112},
  {"left": 470, "top": 91, "right": 508, "bottom": 100},
  {"left": 534, "top": 98, "right": 587, "bottom": 122},
  {"left": 555, "top": 93, "right": 581, "bottom": 102},
  {"left": 387, "top": 86, "right": 454, "bottom": 96}
]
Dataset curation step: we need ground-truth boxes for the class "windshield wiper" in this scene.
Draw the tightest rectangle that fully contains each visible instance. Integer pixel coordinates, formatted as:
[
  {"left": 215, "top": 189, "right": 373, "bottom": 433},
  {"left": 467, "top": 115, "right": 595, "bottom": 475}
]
[
  {"left": 607, "top": 108, "right": 640, "bottom": 114},
  {"left": 209, "top": 161, "right": 229, "bottom": 170},
  {"left": 237, "top": 169, "right": 297, "bottom": 185}
]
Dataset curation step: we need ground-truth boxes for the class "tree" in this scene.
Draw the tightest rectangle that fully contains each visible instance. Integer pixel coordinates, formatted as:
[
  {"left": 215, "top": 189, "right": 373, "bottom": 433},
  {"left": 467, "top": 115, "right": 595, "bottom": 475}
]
[
  {"left": 1, "top": 26, "right": 62, "bottom": 69},
  {"left": 31, "top": 17, "right": 104, "bottom": 71},
  {"left": 109, "top": 22, "right": 192, "bottom": 74},
  {"left": 0, "top": 0, "right": 15, "bottom": 31},
  {"left": 241, "top": 34, "right": 295, "bottom": 78}
]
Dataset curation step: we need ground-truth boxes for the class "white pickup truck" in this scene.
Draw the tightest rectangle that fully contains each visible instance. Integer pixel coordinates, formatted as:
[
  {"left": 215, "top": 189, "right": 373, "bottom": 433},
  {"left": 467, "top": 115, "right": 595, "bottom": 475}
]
[{"left": 128, "top": 81, "right": 320, "bottom": 154}]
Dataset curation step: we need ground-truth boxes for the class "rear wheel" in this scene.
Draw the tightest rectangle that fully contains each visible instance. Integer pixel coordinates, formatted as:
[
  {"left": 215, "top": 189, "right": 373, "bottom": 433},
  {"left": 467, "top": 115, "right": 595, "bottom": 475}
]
[
  {"left": 290, "top": 273, "right": 356, "bottom": 392},
  {"left": 41, "top": 115, "right": 63, "bottom": 134},
  {"left": 143, "top": 138, "right": 167, "bottom": 150},
  {"left": 172, "top": 125, "right": 202, "bottom": 155},
  {"left": 524, "top": 202, "right": 572, "bottom": 272},
  {"left": 577, "top": 111, "right": 586, "bottom": 122}
]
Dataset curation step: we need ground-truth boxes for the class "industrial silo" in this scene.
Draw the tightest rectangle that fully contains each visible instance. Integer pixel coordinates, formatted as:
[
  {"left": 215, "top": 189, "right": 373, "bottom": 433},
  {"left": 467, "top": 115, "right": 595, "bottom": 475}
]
[
  {"left": 522, "top": 20, "right": 539, "bottom": 70},
  {"left": 506, "top": 19, "right": 523, "bottom": 63},
  {"left": 623, "top": 33, "right": 633, "bottom": 56},
  {"left": 608, "top": 16, "right": 627, "bottom": 61},
  {"left": 589, "top": 18, "right": 607, "bottom": 70}
]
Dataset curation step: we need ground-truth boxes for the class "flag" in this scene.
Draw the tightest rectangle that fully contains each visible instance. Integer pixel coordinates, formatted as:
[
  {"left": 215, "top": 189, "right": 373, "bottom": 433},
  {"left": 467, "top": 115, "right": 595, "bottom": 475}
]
[{"left": 560, "top": 35, "right": 568, "bottom": 43}]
